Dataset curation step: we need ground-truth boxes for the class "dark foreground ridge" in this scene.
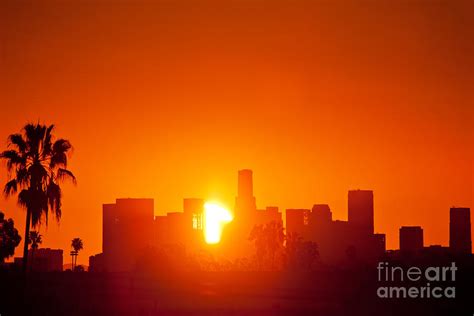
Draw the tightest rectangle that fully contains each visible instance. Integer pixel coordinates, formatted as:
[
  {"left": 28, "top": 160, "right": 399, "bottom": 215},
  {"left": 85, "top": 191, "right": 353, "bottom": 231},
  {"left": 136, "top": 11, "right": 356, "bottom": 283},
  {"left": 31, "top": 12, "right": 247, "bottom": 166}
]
[{"left": 1, "top": 264, "right": 473, "bottom": 316}]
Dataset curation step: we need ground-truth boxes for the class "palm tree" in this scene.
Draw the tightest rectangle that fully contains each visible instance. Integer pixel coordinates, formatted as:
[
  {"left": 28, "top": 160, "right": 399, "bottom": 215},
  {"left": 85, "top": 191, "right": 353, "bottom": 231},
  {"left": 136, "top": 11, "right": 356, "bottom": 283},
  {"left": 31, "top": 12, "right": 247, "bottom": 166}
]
[
  {"left": 28, "top": 230, "right": 42, "bottom": 270},
  {"left": 0, "top": 123, "right": 76, "bottom": 270},
  {"left": 71, "top": 238, "right": 83, "bottom": 271}
]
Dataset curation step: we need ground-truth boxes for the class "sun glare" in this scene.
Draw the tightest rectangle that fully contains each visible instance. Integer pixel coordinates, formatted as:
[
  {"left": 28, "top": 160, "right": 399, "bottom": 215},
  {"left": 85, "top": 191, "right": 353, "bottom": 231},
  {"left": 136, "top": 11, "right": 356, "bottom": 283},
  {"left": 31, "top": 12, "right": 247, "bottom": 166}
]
[{"left": 204, "top": 202, "right": 233, "bottom": 244}]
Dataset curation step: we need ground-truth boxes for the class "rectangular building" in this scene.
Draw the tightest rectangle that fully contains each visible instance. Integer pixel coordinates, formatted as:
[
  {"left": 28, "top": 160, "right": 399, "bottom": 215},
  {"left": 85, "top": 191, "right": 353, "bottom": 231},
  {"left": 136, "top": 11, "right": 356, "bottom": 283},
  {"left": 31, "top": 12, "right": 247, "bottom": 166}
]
[
  {"left": 348, "top": 190, "right": 374, "bottom": 235},
  {"left": 450, "top": 207, "right": 471, "bottom": 254},
  {"left": 286, "top": 209, "right": 310, "bottom": 236},
  {"left": 103, "top": 198, "right": 154, "bottom": 271},
  {"left": 399, "top": 226, "right": 423, "bottom": 252}
]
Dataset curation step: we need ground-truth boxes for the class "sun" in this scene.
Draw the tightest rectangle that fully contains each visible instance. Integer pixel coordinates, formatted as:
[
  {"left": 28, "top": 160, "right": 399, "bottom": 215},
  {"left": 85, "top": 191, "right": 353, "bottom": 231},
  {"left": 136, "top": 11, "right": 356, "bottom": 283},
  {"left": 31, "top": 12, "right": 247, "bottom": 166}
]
[{"left": 203, "top": 202, "right": 233, "bottom": 244}]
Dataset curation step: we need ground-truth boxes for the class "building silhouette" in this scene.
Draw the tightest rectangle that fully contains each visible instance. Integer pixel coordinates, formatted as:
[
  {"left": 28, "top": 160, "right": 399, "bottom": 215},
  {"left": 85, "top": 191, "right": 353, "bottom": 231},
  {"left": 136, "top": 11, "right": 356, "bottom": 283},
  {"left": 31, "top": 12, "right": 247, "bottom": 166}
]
[
  {"left": 286, "top": 195, "right": 385, "bottom": 265},
  {"left": 96, "top": 198, "right": 154, "bottom": 271},
  {"left": 88, "top": 170, "right": 471, "bottom": 271},
  {"left": 286, "top": 209, "right": 310, "bottom": 235},
  {"left": 154, "top": 198, "right": 204, "bottom": 249},
  {"left": 235, "top": 169, "right": 257, "bottom": 215},
  {"left": 14, "top": 248, "right": 63, "bottom": 272},
  {"left": 90, "top": 170, "right": 283, "bottom": 271},
  {"left": 184, "top": 198, "right": 204, "bottom": 230},
  {"left": 348, "top": 190, "right": 374, "bottom": 235},
  {"left": 399, "top": 226, "right": 424, "bottom": 253},
  {"left": 222, "top": 169, "right": 283, "bottom": 257},
  {"left": 450, "top": 207, "right": 471, "bottom": 254}
]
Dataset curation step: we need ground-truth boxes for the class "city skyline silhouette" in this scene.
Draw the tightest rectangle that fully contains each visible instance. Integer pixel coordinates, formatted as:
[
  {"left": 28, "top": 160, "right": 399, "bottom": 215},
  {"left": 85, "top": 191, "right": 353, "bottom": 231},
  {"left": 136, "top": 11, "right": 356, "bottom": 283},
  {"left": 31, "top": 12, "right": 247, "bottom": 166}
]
[{"left": 1, "top": 162, "right": 471, "bottom": 266}]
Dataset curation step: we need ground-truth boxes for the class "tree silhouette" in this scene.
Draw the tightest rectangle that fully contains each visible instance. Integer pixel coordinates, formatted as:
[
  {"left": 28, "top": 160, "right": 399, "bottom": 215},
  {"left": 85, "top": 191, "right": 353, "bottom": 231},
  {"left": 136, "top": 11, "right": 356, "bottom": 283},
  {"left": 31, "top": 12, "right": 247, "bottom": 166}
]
[
  {"left": 296, "top": 241, "right": 319, "bottom": 270},
  {"left": 285, "top": 232, "right": 319, "bottom": 270},
  {"left": 71, "top": 238, "right": 83, "bottom": 271},
  {"left": 285, "top": 232, "right": 301, "bottom": 267},
  {"left": 28, "top": 230, "right": 42, "bottom": 270},
  {"left": 0, "top": 211, "right": 22, "bottom": 263},
  {"left": 249, "top": 221, "right": 285, "bottom": 270},
  {"left": 0, "top": 123, "right": 76, "bottom": 270},
  {"left": 249, "top": 224, "right": 266, "bottom": 269}
]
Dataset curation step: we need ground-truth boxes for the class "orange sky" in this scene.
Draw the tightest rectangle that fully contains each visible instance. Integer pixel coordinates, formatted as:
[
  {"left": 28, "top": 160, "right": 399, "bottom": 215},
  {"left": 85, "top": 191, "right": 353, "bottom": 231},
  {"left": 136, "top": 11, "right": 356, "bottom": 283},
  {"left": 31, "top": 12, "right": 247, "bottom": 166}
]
[{"left": 0, "top": 0, "right": 473, "bottom": 265}]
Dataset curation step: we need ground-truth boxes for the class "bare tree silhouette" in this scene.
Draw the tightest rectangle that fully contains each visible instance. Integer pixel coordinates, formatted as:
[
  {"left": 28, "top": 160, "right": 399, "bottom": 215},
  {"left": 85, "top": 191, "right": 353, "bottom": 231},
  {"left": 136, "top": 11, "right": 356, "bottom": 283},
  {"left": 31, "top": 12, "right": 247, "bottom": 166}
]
[{"left": 0, "top": 123, "right": 76, "bottom": 270}]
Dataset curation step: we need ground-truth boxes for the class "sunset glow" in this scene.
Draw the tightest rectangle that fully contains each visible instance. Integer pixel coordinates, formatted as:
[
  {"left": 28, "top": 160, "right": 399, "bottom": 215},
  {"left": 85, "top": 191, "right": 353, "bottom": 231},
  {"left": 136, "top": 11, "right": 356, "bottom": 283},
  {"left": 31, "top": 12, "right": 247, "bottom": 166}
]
[{"left": 203, "top": 202, "right": 233, "bottom": 244}]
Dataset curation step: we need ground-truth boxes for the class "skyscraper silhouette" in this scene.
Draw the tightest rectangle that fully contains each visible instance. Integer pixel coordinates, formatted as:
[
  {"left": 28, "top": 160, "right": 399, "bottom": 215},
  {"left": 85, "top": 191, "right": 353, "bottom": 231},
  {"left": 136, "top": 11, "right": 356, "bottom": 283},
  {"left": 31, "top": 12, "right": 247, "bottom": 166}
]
[
  {"left": 235, "top": 169, "right": 257, "bottom": 217},
  {"left": 449, "top": 207, "right": 471, "bottom": 254},
  {"left": 399, "top": 226, "right": 424, "bottom": 252},
  {"left": 348, "top": 190, "right": 374, "bottom": 235}
]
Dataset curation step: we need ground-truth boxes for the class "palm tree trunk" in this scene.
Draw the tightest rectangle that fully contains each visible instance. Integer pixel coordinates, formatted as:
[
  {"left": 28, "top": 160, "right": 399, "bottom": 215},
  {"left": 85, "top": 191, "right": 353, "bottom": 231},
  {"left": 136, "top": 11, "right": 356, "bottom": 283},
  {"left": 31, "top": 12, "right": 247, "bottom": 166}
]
[
  {"left": 22, "top": 208, "right": 31, "bottom": 272},
  {"left": 31, "top": 248, "right": 35, "bottom": 272}
]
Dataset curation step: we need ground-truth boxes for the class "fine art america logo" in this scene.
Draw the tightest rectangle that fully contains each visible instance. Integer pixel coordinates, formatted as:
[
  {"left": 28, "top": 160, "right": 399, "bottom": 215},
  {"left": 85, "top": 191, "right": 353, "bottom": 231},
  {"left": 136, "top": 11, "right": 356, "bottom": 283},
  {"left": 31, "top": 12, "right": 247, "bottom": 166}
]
[{"left": 376, "top": 262, "right": 457, "bottom": 299}]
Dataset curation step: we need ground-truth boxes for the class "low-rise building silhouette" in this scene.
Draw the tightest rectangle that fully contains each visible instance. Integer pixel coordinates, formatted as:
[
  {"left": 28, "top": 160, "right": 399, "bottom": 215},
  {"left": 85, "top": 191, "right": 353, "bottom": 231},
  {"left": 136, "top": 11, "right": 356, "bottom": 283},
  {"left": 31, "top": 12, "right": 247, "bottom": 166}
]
[
  {"left": 399, "top": 226, "right": 424, "bottom": 253},
  {"left": 98, "top": 198, "right": 154, "bottom": 271},
  {"left": 15, "top": 248, "right": 63, "bottom": 272}
]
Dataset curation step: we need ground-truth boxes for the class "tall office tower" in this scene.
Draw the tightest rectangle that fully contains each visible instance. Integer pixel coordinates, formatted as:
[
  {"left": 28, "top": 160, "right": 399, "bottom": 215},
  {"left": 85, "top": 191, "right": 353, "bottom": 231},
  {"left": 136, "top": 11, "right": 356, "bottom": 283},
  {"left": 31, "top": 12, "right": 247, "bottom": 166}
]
[
  {"left": 238, "top": 169, "right": 253, "bottom": 197},
  {"left": 450, "top": 207, "right": 471, "bottom": 254},
  {"left": 235, "top": 169, "right": 257, "bottom": 217},
  {"left": 348, "top": 190, "right": 374, "bottom": 235},
  {"left": 399, "top": 226, "right": 424, "bottom": 252}
]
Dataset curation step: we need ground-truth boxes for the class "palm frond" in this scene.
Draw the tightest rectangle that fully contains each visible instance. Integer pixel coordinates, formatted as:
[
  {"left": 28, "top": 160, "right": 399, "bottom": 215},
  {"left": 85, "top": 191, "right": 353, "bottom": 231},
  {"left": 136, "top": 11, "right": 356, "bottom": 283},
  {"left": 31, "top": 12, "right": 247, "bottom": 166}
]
[
  {"left": 42, "top": 124, "right": 55, "bottom": 158},
  {"left": 57, "top": 168, "right": 77, "bottom": 185},
  {"left": 0, "top": 150, "right": 25, "bottom": 172},
  {"left": 29, "top": 163, "right": 49, "bottom": 185},
  {"left": 50, "top": 152, "right": 67, "bottom": 168},
  {"left": 32, "top": 190, "right": 48, "bottom": 228},
  {"left": 17, "top": 189, "right": 30, "bottom": 208},
  {"left": 24, "top": 124, "right": 39, "bottom": 152},
  {"left": 19, "top": 188, "right": 48, "bottom": 228},
  {"left": 8, "top": 133, "right": 27, "bottom": 153},
  {"left": 4, "top": 179, "right": 18, "bottom": 196},
  {"left": 16, "top": 166, "right": 29, "bottom": 187},
  {"left": 24, "top": 123, "right": 47, "bottom": 156},
  {"left": 46, "top": 181, "right": 62, "bottom": 222},
  {"left": 52, "top": 139, "right": 72, "bottom": 154}
]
